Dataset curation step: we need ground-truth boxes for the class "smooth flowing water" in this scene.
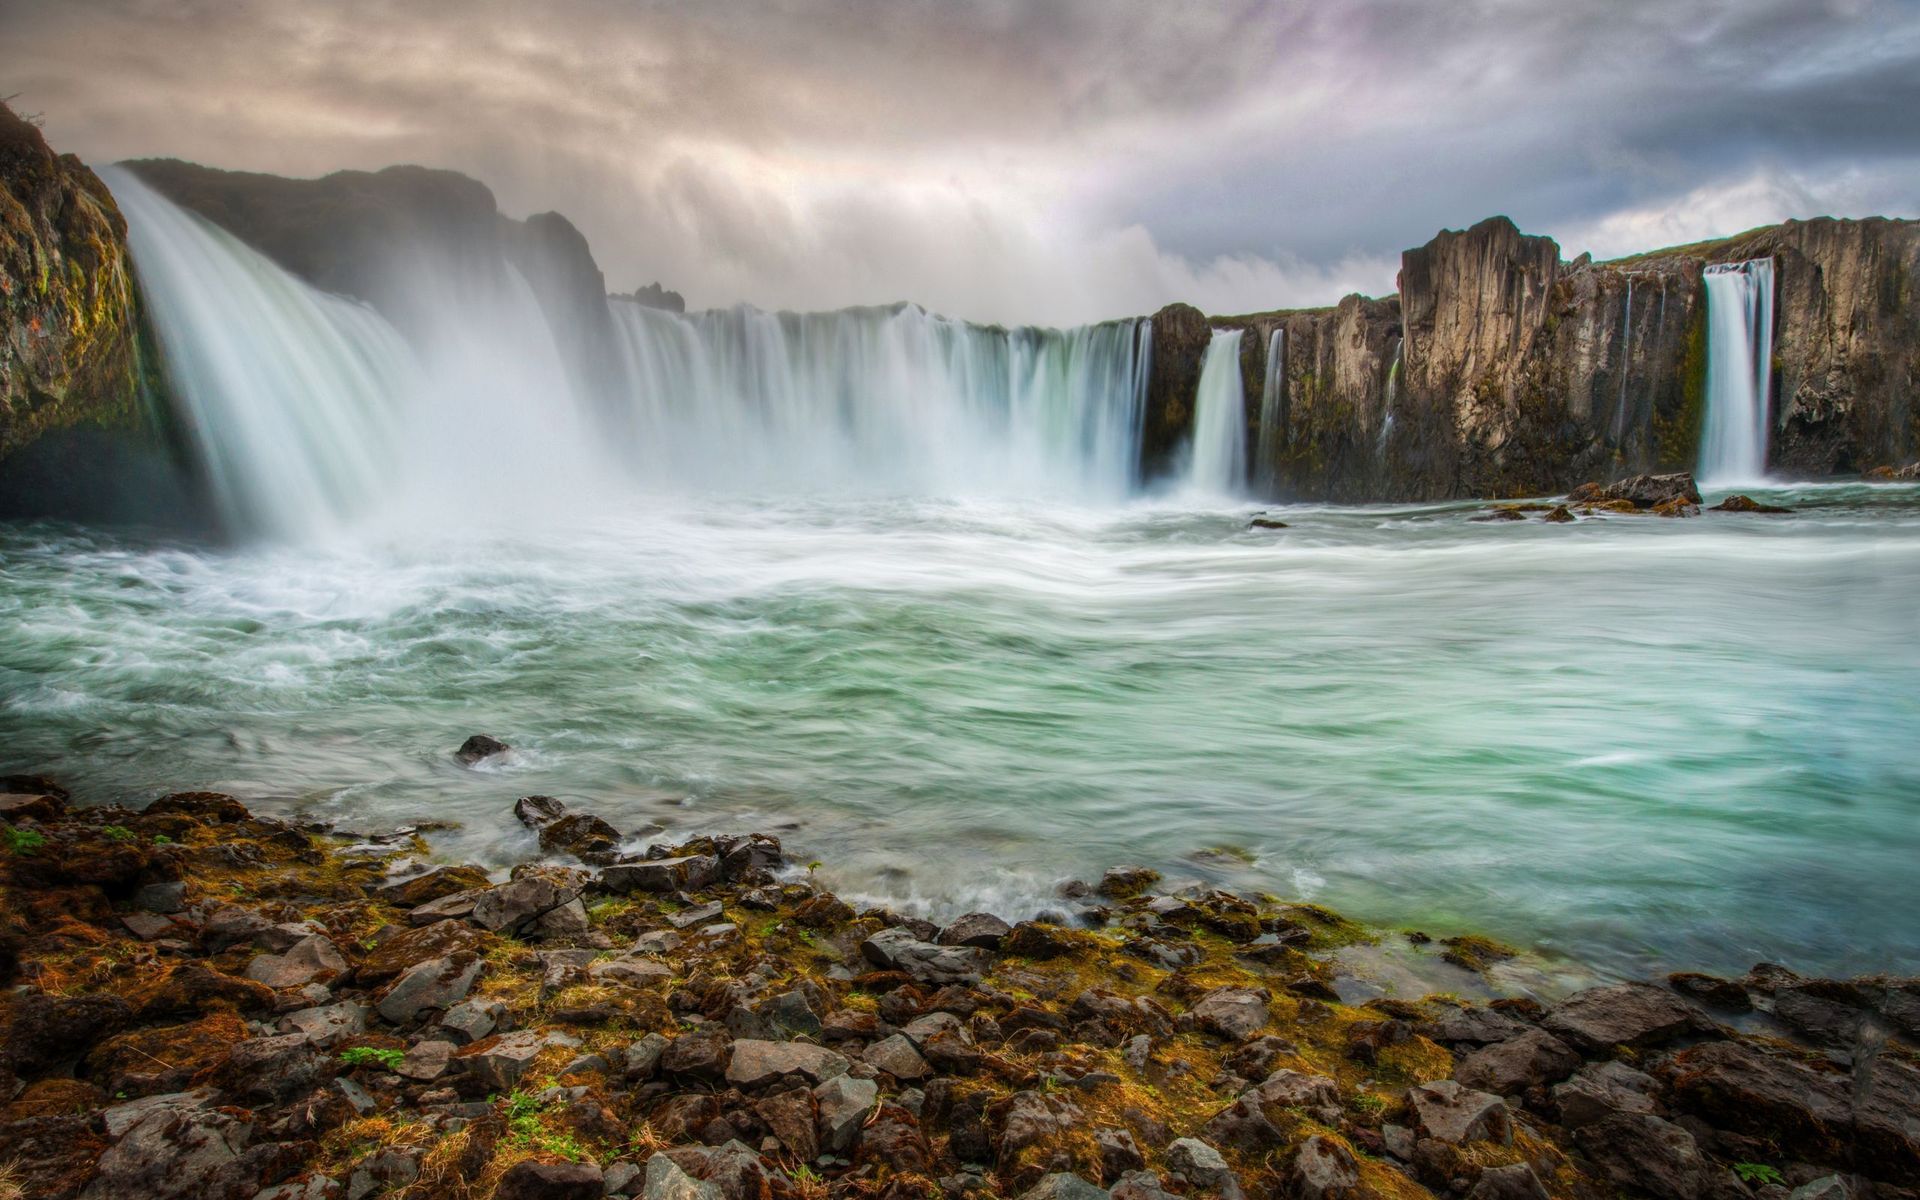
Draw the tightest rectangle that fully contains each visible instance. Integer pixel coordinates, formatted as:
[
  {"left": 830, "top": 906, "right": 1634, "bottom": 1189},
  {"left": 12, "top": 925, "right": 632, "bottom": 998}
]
[
  {"left": 1700, "top": 258, "right": 1776, "bottom": 486},
  {"left": 5, "top": 484, "right": 1918, "bottom": 981},
  {"left": 1186, "top": 329, "right": 1247, "bottom": 495}
]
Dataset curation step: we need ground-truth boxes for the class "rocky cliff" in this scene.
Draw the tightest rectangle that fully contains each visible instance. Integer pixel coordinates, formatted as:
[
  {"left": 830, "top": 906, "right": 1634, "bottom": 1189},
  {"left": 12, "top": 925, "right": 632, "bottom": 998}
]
[
  {"left": 1145, "top": 215, "right": 1919, "bottom": 500},
  {"left": 0, "top": 103, "right": 191, "bottom": 522}
]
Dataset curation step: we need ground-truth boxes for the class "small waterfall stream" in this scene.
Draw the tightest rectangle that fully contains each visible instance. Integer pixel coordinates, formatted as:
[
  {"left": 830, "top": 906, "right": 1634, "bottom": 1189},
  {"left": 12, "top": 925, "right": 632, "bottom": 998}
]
[
  {"left": 1255, "top": 328, "right": 1286, "bottom": 491},
  {"left": 1185, "top": 329, "right": 1247, "bottom": 496},
  {"left": 1700, "top": 258, "right": 1776, "bottom": 485}
]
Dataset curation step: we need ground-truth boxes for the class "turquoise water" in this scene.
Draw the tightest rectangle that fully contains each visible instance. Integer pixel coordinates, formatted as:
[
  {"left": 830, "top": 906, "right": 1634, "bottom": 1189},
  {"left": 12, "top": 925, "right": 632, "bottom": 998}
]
[{"left": 4, "top": 483, "right": 1918, "bottom": 980}]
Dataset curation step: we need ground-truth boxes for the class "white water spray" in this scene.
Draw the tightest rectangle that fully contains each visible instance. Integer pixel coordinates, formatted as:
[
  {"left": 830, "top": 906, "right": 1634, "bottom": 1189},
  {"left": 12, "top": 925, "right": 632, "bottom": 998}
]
[
  {"left": 1185, "top": 329, "right": 1246, "bottom": 496},
  {"left": 1700, "top": 258, "right": 1776, "bottom": 485},
  {"left": 1255, "top": 328, "right": 1286, "bottom": 490}
]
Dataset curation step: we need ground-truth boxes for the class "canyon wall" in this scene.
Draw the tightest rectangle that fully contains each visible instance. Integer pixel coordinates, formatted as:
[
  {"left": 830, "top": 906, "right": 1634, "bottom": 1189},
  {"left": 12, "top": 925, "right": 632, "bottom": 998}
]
[{"left": 1145, "top": 215, "right": 1920, "bottom": 500}]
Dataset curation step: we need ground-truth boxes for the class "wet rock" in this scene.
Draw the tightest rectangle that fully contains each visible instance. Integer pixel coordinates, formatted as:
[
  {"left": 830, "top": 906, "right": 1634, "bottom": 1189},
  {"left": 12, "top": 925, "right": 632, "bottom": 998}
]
[
  {"left": 374, "top": 865, "right": 490, "bottom": 908},
  {"left": 939, "top": 912, "right": 1013, "bottom": 949},
  {"left": 1249, "top": 516, "right": 1290, "bottom": 530},
  {"left": 1407, "top": 1079, "right": 1512, "bottom": 1144},
  {"left": 1289, "top": 1135, "right": 1359, "bottom": 1200},
  {"left": 470, "top": 872, "right": 583, "bottom": 935},
  {"left": 1542, "top": 505, "right": 1576, "bottom": 523},
  {"left": 1471, "top": 508, "right": 1527, "bottom": 522},
  {"left": 454, "top": 734, "right": 509, "bottom": 765},
  {"left": 1019, "top": 1176, "right": 1111, "bottom": 1200},
  {"left": 277, "top": 1001, "right": 369, "bottom": 1048},
  {"left": 245, "top": 935, "right": 348, "bottom": 990},
  {"left": 600, "top": 853, "right": 721, "bottom": 894},
  {"left": 815, "top": 1073, "right": 879, "bottom": 1153},
  {"left": 1417, "top": 1002, "right": 1536, "bottom": 1047},
  {"left": 861, "top": 927, "right": 993, "bottom": 985},
  {"left": 712, "top": 832, "right": 783, "bottom": 880},
  {"left": 0, "top": 791, "right": 61, "bottom": 821},
  {"left": 1468, "top": 1163, "right": 1552, "bottom": 1200},
  {"left": 1189, "top": 986, "right": 1271, "bottom": 1041},
  {"left": 1551, "top": 1060, "right": 1659, "bottom": 1128},
  {"left": 1772, "top": 979, "right": 1873, "bottom": 1047},
  {"left": 1542, "top": 982, "right": 1705, "bottom": 1052},
  {"left": 376, "top": 952, "right": 480, "bottom": 1024},
  {"left": 146, "top": 791, "right": 252, "bottom": 823},
  {"left": 1204, "top": 1070, "right": 1342, "bottom": 1148},
  {"left": 1453, "top": 1028, "right": 1581, "bottom": 1094},
  {"left": 1667, "top": 972, "right": 1752, "bottom": 1011},
  {"left": 1712, "top": 494, "right": 1793, "bottom": 513},
  {"left": 495, "top": 1160, "right": 603, "bottom": 1200},
  {"left": 1098, "top": 866, "right": 1161, "bottom": 900},
  {"left": 514, "top": 795, "right": 623, "bottom": 864},
  {"left": 725, "top": 1039, "right": 849, "bottom": 1089},
  {"left": 1569, "top": 473, "right": 1701, "bottom": 509},
  {"left": 1573, "top": 1113, "right": 1732, "bottom": 1200}
]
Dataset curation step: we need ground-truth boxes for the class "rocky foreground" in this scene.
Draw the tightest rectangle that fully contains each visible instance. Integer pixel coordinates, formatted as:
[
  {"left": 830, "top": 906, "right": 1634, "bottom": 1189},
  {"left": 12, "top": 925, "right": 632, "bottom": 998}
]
[{"left": 1, "top": 774, "right": 1916, "bottom": 1200}]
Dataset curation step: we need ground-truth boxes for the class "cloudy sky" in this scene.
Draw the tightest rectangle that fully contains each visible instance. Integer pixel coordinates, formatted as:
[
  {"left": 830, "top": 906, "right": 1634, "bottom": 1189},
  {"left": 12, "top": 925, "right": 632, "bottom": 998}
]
[{"left": 2, "top": 0, "right": 1915, "bottom": 325}]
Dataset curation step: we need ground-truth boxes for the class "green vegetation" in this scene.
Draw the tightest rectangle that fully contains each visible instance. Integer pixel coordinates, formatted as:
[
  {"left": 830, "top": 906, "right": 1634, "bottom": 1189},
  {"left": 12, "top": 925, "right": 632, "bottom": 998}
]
[
  {"left": 1735, "top": 1163, "right": 1785, "bottom": 1187},
  {"left": 2, "top": 827, "right": 46, "bottom": 856},
  {"left": 502, "top": 1089, "right": 592, "bottom": 1161},
  {"left": 337, "top": 1046, "right": 406, "bottom": 1071},
  {"left": 102, "top": 825, "right": 135, "bottom": 842}
]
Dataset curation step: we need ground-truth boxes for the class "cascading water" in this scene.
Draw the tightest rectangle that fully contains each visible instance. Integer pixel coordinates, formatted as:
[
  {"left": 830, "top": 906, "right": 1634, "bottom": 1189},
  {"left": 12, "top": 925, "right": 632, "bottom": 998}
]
[
  {"left": 1184, "top": 329, "right": 1246, "bottom": 496},
  {"left": 1699, "top": 258, "right": 1776, "bottom": 485},
  {"left": 1377, "top": 337, "right": 1403, "bottom": 460},
  {"left": 1612, "top": 276, "right": 1634, "bottom": 445},
  {"left": 104, "top": 168, "right": 419, "bottom": 539},
  {"left": 605, "top": 302, "right": 1150, "bottom": 498},
  {"left": 106, "top": 174, "right": 1158, "bottom": 533},
  {"left": 1255, "top": 328, "right": 1286, "bottom": 491}
]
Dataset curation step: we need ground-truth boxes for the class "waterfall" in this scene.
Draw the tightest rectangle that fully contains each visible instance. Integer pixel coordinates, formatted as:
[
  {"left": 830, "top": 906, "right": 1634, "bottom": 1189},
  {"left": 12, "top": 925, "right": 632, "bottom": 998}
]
[
  {"left": 104, "top": 168, "right": 418, "bottom": 539},
  {"left": 1255, "top": 328, "right": 1286, "bottom": 490},
  {"left": 1700, "top": 258, "right": 1776, "bottom": 485},
  {"left": 1377, "top": 337, "right": 1403, "bottom": 460},
  {"left": 1185, "top": 329, "right": 1246, "bottom": 496},
  {"left": 1612, "top": 276, "right": 1634, "bottom": 445},
  {"left": 105, "top": 173, "right": 1157, "bottom": 537}
]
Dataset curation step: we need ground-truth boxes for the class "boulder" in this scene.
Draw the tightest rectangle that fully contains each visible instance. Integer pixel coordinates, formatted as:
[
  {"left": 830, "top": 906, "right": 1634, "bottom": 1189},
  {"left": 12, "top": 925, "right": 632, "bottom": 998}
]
[
  {"left": 1569, "top": 473, "right": 1701, "bottom": 509},
  {"left": 469, "top": 873, "right": 582, "bottom": 934},
  {"left": 658, "top": 1029, "right": 731, "bottom": 1084},
  {"left": 815, "top": 1074, "right": 879, "bottom": 1153},
  {"left": 938, "top": 912, "right": 1012, "bottom": 949},
  {"left": 454, "top": 734, "right": 509, "bottom": 765},
  {"left": 724, "top": 1039, "right": 850, "bottom": 1089},
  {"left": 1712, "top": 494, "right": 1792, "bottom": 513},
  {"left": 1095, "top": 1127, "right": 1144, "bottom": 1183},
  {"left": 458, "top": 1028, "right": 580, "bottom": 1091},
  {"left": 865, "top": 1033, "right": 931, "bottom": 1080},
  {"left": 1166, "top": 1138, "right": 1242, "bottom": 1198},
  {"left": 277, "top": 1002, "right": 369, "bottom": 1049},
  {"left": 1098, "top": 866, "right": 1161, "bottom": 899},
  {"left": 1204, "top": 1070, "right": 1342, "bottom": 1148},
  {"left": 1453, "top": 1028, "right": 1581, "bottom": 1094},
  {"left": 1189, "top": 986, "right": 1271, "bottom": 1041},
  {"left": 513, "top": 795, "right": 622, "bottom": 864},
  {"left": 376, "top": 952, "right": 481, "bottom": 1024},
  {"left": 1019, "top": 1176, "right": 1111, "bottom": 1200},
  {"left": 755, "top": 1086, "right": 819, "bottom": 1162},
  {"left": 80, "top": 1101, "right": 258, "bottom": 1200},
  {"left": 1573, "top": 1113, "right": 1731, "bottom": 1200},
  {"left": 1290, "top": 1135, "right": 1359, "bottom": 1200},
  {"left": 495, "top": 1160, "right": 603, "bottom": 1200},
  {"left": 1551, "top": 1060, "right": 1660, "bottom": 1128},
  {"left": 598, "top": 854, "right": 719, "bottom": 894},
  {"left": 860, "top": 927, "right": 993, "bottom": 986},
  {"left": 243, "top": 935, "right": 347, "bottom": 990},
  {"left": 1407, "top": 1079, "right": 1512, "bottom": 1144},
  {"left": 354, "top": 921, "right": 486, "bottom": 983},
  {"left": 1542, "top": 982, "right": 1705, "bottom": 1051},
  {"left": 639, "top": 1155, "right": 722, "bottom": 1200},
  {"left": 220, "top": 1034, "right": 322, "bottom": 1105},
  {"left": 1468, "top": 1164, "right": 1552, "bottom": 1200}
]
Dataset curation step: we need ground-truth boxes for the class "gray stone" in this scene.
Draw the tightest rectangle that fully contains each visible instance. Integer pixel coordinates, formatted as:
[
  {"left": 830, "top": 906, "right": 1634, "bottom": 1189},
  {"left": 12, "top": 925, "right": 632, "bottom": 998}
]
[
  {"left": 1789, "top": 1178, "right": 1853, "bottom": 1200},
  {"left": 1290, "top": 1135, "right": 1358, "bottom": 1200},
  {"left": 860, "top": 926, "right": 993, "bottom": 985},
  {"left": 814, "top": 1073, "right": 879, "bottom": 1152},
  {"left": 347, "top": 1148, "right": 419, "bottom": 1200},
  {"left": 640, "top": 1154, "right": 723, "bottom": 1200},
  {"left": 1189, "top": 986, "right": 1271, "bottom": 1041},
  {"left": 1418, "top": 1003, "right": 1535, "bottom": 1046},
  {"left": 251, "top": 1178, "right": 345, "bottom": 1200},
  {"left": 461, "top": 1028, "right": 581, "bottom": 1091},
  {"left": 1166, "top": 1138, "right": 1242, "bottom": 1198},
  {"left": 1468, "top": 1164, "right": 1552, "bottom": 1200},
  {"left": 1552, "top": 1060, "right": 1660, "bottom": 1129},
  {"left": 1573, "top": 1113, "right": 1722, "bottom": 1200},
  {"left": 82, "top": 1101, "right": 255, "bottom": 1200},
  {"left": 530, "top": 897, "right": 591, "bottom": 940},
  {"left": 1203, "top": 1069, "right": 1342, "bottom": 1148},
  {"left": 277, "top": 1002, "right": 369, "bottom": 1049},
  {"left": 133, "top": 879, "right": 187, "bottom": 914},
  {"left": 100, "top": 1089, "right": 218, "bottom": 1140},
  {"left": 1018, "top": 1176, "right": 1111, "bottom": 1200},
  {"left": 494, "top": 1159, "right": 603, "bottom": 1200},
  {"left": 332, "top": 1076, "right": 376, "bottom": 1116},
  {"left": 1381, "top": 1124, "right": 1416, "bottom": 1161},
  {"left": 602, "top": 1161, "right": 642, "bottom": 1196},
  {"left": 1407, "top": 1079, "right": 1512, "bottom": 1144},
  {"left": 470, "top": 874, "right": 581, "bottom": 933},
  {"left": 1453, "top": 1028, "right": 1581, "bottom": 1095},
  {"left": 757, "top": 988, "right": 823, "bottom": 1039},
  {"left": 864, "top": 1033, "right": 931, "bottom": 1080},
  {"left": 938, "top": 912, "right": 1012, "bottom": 949},
  {"left": 1109, "top": 1173, "right": 1178, "bottom": 1200},
  {"left": 631, "top": 929, "right": 683, "bottom": 956},
  {"left": 623, "top": 1032, "right": 669, "bottom": 1080},
  {"left": 396, "top": 1039, "right": 456, "bottom": 1082},
  {"left": 599, "top": 855, "right": 719, "bottom": 894},
  {"left": 377, "top": 953, "right": 481, "bottom": 1024},
  {"left": 667, "top": 900, "right": 725, "bottom": 929},
  {"left": 592, "top": 955, "right": 674, "bottom": 986},
  {"left": 245, "top": 935, "right": 347, "bottom": 989},
  {"left": 225, "top": 1035, "right": 321, "bottom": 1104},
  {"left": 1542, "top": 982, "right": 1704, "bottom": 1052},
  {"left": 726, "top": 1039, "right": 850, "bottom": 1088},
  {"left": 437, "top": 998, "right": 503, "bottom": 1044},
  {"left": 408, "top": 889, "right": 483, "bottom": 926}
]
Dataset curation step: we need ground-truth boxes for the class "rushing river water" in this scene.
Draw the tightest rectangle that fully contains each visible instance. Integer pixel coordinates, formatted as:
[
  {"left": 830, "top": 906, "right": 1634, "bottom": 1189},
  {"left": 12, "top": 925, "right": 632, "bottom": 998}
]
[{"left": 4, "top": 481, "right": 1917, "bottom": 982}]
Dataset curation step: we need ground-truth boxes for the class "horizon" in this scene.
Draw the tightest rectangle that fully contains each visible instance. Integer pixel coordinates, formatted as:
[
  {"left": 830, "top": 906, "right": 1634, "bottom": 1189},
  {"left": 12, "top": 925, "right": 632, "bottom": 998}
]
[{"left": 4, "top": 0, "right": 1916, "bottom": 326}]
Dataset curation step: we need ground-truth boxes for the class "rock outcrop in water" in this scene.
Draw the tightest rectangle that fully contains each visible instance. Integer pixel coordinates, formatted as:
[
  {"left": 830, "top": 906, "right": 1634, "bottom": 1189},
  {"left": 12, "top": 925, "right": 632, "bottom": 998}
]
[{"left": 1145, "top": 215, "right": 1920, "bottom": 500}]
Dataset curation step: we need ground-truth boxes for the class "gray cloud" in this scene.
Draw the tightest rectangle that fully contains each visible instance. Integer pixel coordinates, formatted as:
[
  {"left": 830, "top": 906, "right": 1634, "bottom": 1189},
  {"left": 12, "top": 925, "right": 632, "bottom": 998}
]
[{"left": 1, "top": 0, "right": 1914, "bottom": 324}]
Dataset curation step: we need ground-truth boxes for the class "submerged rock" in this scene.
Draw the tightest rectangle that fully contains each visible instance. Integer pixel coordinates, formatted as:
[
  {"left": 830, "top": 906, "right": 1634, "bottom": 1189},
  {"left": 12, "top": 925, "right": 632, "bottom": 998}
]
[
  {"left": 453, "top": 734, "right": 509, "bottom": 765},
  {"left": 1712, "top": 493, "right": 1793, "bottom": 513}
]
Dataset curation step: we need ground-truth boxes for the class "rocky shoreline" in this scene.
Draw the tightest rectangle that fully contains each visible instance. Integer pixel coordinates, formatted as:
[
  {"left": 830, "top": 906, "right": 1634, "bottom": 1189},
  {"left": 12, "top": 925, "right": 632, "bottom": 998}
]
[{"left": 1, "top": 773, "right": 1916, "bottom": 1200}]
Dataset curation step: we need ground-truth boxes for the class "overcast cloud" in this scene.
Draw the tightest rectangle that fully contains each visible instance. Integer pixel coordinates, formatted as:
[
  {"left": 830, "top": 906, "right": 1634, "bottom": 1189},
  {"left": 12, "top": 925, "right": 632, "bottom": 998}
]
[{"left": 1, "top": 0, "right": 1914, "bottom": 325}]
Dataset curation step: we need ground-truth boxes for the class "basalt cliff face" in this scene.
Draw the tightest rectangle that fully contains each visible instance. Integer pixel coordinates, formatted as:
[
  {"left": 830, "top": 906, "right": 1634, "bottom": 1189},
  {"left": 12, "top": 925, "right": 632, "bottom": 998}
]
[
  {"left": 0, "top": 104, "right": 192, "bottom": 523},
  {"left": 1145, "top": 215, "right": 1920, "bottom": 500}
]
